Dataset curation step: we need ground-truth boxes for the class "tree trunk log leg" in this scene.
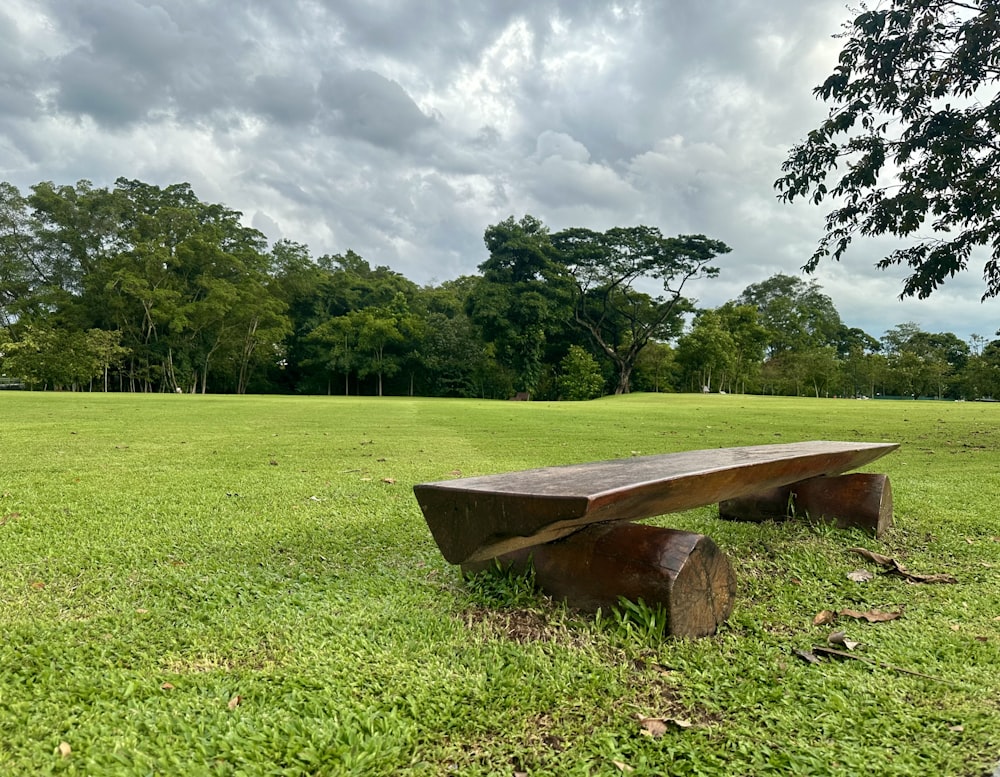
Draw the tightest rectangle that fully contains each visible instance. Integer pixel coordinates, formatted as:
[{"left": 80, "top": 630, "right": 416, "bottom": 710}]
[
  {"left": 462, "top": 523, "right": 736, "bottom": 638},
  {"left": 718, "top": 473, "right": 893, "bottom": 537}
]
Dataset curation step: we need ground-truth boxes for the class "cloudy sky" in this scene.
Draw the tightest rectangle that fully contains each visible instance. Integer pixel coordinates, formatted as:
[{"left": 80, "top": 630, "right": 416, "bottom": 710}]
[{"left": 2, "top": 0, "right": 996, "bottom": 343}]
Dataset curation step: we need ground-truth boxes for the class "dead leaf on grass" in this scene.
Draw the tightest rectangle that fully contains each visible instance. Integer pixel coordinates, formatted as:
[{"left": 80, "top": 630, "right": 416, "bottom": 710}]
[
  {"left": 848, "top": 547, "right": 958, "bottom": 584},
  {"left": 828, "top": 631, "right": 861, "bottom": 651},
  {"left": 808, "top": 646, "right": 956, "bottom": 684},
  {"left": 638, "top": 715, "right": 693, "bottom": 739},
  {"left": 839, "top": 608, "right": 902, "bottom": 623},
  {"left": 160, "top": 682, "right": 174, "bottom": 690},
  {"left": 612, "top": 760, "right": 635, "bottom": 773},
  {"left": 227, "top": 695, "right": 242, "bottom": 710},
  {"left": 1, "top": 512, "right": 20, "bottom": 526},
  {"left": 381, "top": 478, "right": 396, "bottom": 484},
  {"left": 847, "top": 569, "right": 874, "bottom": 582},
  {"left": 902, "top": 571, "right": 958, "bottom": 584},
  {"left": 849, "top": 547, "right": 895, "bottom": 567},
  {"left": 793, "top": 649, "right": 821, "bottom": 665},
  {"left": 57, "top": 742, "right": 71, "bottom": 758},
  {"left": 813, "top": 610, "right": 837, "bottom": 626},
  {"left": 948, "top": 724, "right": 965, "bottom": 733}
]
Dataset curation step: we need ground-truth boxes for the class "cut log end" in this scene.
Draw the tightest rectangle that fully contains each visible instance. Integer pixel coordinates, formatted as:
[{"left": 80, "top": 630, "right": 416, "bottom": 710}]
[{"left": 462, "top": 523, "right": 736, "bottom": 639}]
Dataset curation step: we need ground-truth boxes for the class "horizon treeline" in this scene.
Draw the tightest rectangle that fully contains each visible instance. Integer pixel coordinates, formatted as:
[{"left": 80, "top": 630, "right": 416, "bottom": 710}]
[{"left": 1, "top": 177, "right": 998, "bottom": 400}]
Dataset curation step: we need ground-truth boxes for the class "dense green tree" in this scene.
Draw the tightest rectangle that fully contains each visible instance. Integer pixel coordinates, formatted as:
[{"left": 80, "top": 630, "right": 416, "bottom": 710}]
[
  {"left": 776, "top": 1, "right": 1000, "bottom": 299},
  {"left": 798, "top": 346, "right": 841, "bottom": 398},
  {"left": 632, "top": 341, "right": 677, "bottom": 393},
  {"left": 736, "top": 274, "right": 843, "bottom": 356},
  {"left": 467, "top": 216, "right": 573, "bottom": 397},
  {"left": 552, "top": 227, "right": 729, "bottom": 394},
  {"left": 880, "top": 322, "right": 967, "bottom": 398},
  {"left": 557, "top": 345, "right": 604, "bottom": 400},
  {"left": 715, "top": 302, "right": 769, "bottom": 393},
  {"left": 0, "top": 325, "right": 124, "bottom": 390},
  {"left": 675, "top": 309, "right": 735, "bottom": 393},
  {"left": 839, "top": 345, "right": 885, "bottom": 398}
]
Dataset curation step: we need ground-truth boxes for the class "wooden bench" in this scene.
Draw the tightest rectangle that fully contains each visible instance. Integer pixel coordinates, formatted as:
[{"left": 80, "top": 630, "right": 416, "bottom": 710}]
[{"left": 414, "top": 441, "right": 898, "bottom": 637}]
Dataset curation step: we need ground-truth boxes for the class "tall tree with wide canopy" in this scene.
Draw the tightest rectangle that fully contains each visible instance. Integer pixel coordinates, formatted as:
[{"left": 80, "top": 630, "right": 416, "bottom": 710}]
[
  {"left": 552, "top": 227, "right": 729, "bottom": 395},
  {"left": 776, "top": 1, "right": 1000, "bottom": 299},
  {"left": 467, "top": 216, "right": 573, "bottom": 397},
  {"left": 735, "top": 273, "right": 843, "bottom": 356}
]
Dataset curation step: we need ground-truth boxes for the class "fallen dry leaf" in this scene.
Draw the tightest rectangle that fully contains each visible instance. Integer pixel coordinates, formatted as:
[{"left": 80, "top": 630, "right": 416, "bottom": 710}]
[
  {"left": 160, "top": 682, "right": 175, "bottom": 690},
  {"left": 828, "top": 631, "right": 861, "bottom": 651},
  {"left": 808, "top": 646, "right": 955, "bottom": 683},
  {"left": 638, "top": 715, "right": 693, "bottom": 739},
  {"left": 949, "top": 624, "right": 961, "bottom": 632},
  {"left": 612, "top": 760, "right": 635, "bottom": 773},
  {"left": 30, "top": 581, "right": 45, "bottom": 590},
  {"left": 1, "top": 512, "right": 20, "bottom": 526},
  {"left": 639, "top": 717, "right": 668, "bottom": 739},
  {"left": 793, "top": 649, "right": 821, "bottom": 665},
  {"left": 849, "top": 547, "right": 895, "bottom": 567},
  {"left": 58, "top": 742, "right": 71, "bottom": 758},
  {"left": 813, "top": 610, "right": 837, "bottom": 626},
  {"left": 839, "top": 608, "right": 902, "bottom": 623},
  {"left": 901, "top": 571, "right": 958, "bottom": 584},
  {"left": 846, "top": 569, "right": 874, "bottom": 582},
  {"left": 381, "top": 478, "right": 396, "bottom": 484},
  {"left": 948, "top": 724, "right": 965, "bottom": 733},
  {"left": 228, "top": 695, "right": 242, "bottom": 710},
  {"left": 848, "top": 547, "right": 958, "bottom": 584}
]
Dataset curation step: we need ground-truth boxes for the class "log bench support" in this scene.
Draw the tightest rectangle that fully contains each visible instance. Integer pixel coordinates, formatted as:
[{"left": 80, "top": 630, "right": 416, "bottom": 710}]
[
  {"left": 414, "top": 441, "right": 898, "bottom": 639},
  {"left": 461, "top": 523, "right": 737, "bottom": 639},
  {"left": 719, "top": 473, "right": 893, "bottom": 536}
]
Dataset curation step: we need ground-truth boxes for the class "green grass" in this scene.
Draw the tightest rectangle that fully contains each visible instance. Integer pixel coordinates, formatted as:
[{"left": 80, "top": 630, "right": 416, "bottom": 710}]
[{"left": 0, "top": 392, "right": 998, "bottom": 776}]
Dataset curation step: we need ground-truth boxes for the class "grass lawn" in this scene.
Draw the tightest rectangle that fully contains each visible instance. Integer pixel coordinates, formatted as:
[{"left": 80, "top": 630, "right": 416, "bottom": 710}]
[{"left": 0, "top": 392, "right": 998, "bottom": 776}]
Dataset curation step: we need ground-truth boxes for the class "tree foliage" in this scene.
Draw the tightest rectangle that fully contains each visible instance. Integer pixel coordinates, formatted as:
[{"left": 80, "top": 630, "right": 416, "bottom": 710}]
[
  {"left": 736, "top": 274, "right": 843, "bottom": 355},
  {"left": 552, "top": 227, "right": 729, "bottom": 394},
  {"left": 558, "top": 345, "right": 605, "bottom": 400},
  {"left": 0, "top": 177, "right": 987, "bottom": 400},
  {"left": 776, "top": 1, "right": 1000, "bottom": 299},
  {"left": 467, "top": 216, "right": 572, "bottom": 396}
]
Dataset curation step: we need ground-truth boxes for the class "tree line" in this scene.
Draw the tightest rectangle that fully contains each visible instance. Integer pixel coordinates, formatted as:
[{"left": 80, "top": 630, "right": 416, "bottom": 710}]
[{"left": 1, "top": 178, "right": 997, "bottom": 399}]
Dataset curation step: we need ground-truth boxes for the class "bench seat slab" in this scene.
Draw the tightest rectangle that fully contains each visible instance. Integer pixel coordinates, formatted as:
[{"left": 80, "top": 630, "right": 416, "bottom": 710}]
[{"left": 415, "top": 441, "right": 899, "bottom": 564}]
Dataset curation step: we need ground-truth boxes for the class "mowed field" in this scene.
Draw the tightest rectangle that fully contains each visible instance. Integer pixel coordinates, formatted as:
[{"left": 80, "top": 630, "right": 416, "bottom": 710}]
[{"left": 1, "top": 392, "right": 998, "bottom": 776}]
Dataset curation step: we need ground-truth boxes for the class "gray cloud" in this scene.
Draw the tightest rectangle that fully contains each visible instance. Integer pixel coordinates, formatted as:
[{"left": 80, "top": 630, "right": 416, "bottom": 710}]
[{"left": 318, "top": 69, "right": 434, "bottom": 149}]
